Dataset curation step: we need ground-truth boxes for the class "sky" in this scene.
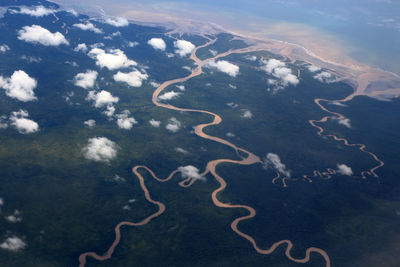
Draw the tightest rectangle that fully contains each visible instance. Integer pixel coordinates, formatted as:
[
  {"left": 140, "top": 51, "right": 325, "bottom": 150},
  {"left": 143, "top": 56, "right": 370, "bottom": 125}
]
[{"left": 54, "top": 0, "right": 400, "bottom": 74}]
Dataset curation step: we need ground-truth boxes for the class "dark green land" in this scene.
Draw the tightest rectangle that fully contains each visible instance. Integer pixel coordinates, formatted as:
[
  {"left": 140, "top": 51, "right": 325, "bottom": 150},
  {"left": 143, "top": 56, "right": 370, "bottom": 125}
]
[{"left": 0, "top": 1, "right": 400, "bottom": 266}]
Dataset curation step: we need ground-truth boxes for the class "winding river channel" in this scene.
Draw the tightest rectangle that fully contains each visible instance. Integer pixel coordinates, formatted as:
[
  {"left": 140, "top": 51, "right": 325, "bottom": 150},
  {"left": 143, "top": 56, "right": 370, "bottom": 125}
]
[{"left": 79, "top": 35, "right": 385, "bottom": 267}]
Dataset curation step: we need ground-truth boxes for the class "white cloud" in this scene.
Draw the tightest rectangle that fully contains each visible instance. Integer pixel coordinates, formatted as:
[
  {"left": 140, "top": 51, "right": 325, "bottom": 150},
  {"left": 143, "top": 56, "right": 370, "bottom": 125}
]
[
  {"left": 128, "top": 41, "right": 139, "bottom": 48},
  {"left": 226, "top": 132, "right": 235, "bottom": 137},
  {"left": 147, "top": 38, "right": 166, "bottom": 51},
  {"left": 313, "top": 71, "right": 334, "bottom": 83},
  {"left": 103, "top": 105, "right": 116, "bottom": 118},
  {"left": 228, "top": 84, "right": 237, "bottom": 89},
  {"left": 0, "top": 236, "right": 26, "bottom": 251},
  {"left": 0, "top": 70, "right": 37, "bottom": 102},
  {"left": 209, "top": 49, "right": 217, "bottom": 56},
  {"left": 18, "top": 25, "right": 68, "bottom": 46},
  {"left": 104, "top": 17, "right": 129, "bottom": 27},
  {"left": 67, "top": 9, "right": 78, "bottom": 16},
  {"left": 241, "top": 109, "right": 253, "bottom": 119},
  {"left": 87, "top": 90, "right": 119, "bottom": 108},
  {"left": 331, "top": 101, "right": 347, "bottom": 107},
  {"left": 113, "top": 174, "right": 126, "bottom": 183},
  {"left": 307, "top": 65, "right": 321, "bottom": 72},
  {"left": 175, "top": 147, "right": 189, "bottom": 154},
  {"left": 227, "top": 102, "right": 238, "bottom": 108},
  {"left": 338, "top": 118, "right": 351, "bottom": 128},
  {"left": 88, "top": 48, "right": 136, "bottom": 70},
  {"left": 5, "top": 210, "right": 22, "bottom": 223},
  {"left": 74, "top": 70, "right": 97, "bottom": 89},
  {"left": 150, "top": 81, "right": 160, "bottom": 88},
  {"left": 20, "top": 55, "right": 41, "bottom": 63},
  {"left": 0, "top": 198, "right": 3, "bottom": 206},
  {"left": 0, "top": 44, "right": 10, "bottom": 53},
  {"left": 174, "top": 40, "right": 195, "bottom": 57},
  {"left": 73, "top": 22, "right": 103, "bottom": 34},
  {"left": 113, "top": 69, "right": 148, "bottom": 87},
  {"left": 178, "top": 165, "right": 205, "bottom": 181},
  {"left": 83, "top": 137, "right": 118, "bottom": 162},
  {"left": 262, "top": 59, "right": 298, "bottom": 92},
  {"left": 158, "top": 91, "right": 180, "bottom": 101},
  {"left": 205, "top": 60, "right": 239, "bottom": 77},
  {"left": 104, "top": 31, "right": 121, "bottom": 40},
  {"left": 74, "top": 43, "right": 88, "bottom": 52},
  {"left": 116, "top": 110, "right": 137, "bottom": 130},
  {"left": 149, "top": 119, "right": 161, "bottom": 127},
  {"left": 13, "top": 5, "right": 55, "bottom": 17},
  {"left": 0, "top": 116, "right": 8, "bottom": 129},
  {"left": 176, "top": 85, "right": 185, "bottom": 91},
  {"left": 10, "top": 110, "right": 39, "bottom": 134},
  {"left": 84, "top": 119, "right": 96, "bottom": 128},
  {"left": 337, "top": 164, "right": 353, "bottom": 176},
  {"left": 166, "top": 117, "right": 181, "bottom": 133},
  {"left": 263, "top": 153, "right": 291, "bottom": 177},
  {"left": 245, "top": 55, "right": 257, "bottom": 61}
]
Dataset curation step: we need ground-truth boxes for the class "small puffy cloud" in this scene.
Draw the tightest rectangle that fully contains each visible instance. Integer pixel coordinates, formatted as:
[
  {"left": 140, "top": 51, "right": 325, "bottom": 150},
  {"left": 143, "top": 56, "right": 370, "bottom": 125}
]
[
  {"left": 0, "top": 116, "right": 8, "bottom": 129},
  {"left": 205, "top": 60, "right": 239, "bottom": 77},
  {"left": 147, "top": 38, "right": 166, "bottom": 51},
  {"left": 176, "top": 85, "right": 185, "bottom": 91},
  {"left": 178, "top": 165, "right": 205, "bottom": 181},
  {"left": 103, "top": 105, "right": 116, "bottom": 118},
  {"left": 88, "top": 48, "right": 136, "bottom": 70},
  {"left": 128, "top": 41, "right": 139, "bottom": 47},
  {"left": 113, "top": 69, "right": 148, "bottom": 87},
  {"left": 104, "top": 17, "right": 129, "bottom": 27},
  {"left": 5, "top": 210, "right": 22, "bottom": 223},
  {"left": 262, "top": 59, "right": 298, "bottom": 92},
  {"left": 0, "top": 70, "right": 37, "bottom": 102},
  {"left": 263, "top": 153, "right": 291, "bottom": 177},
  {"left": 331, "top": 101, "right": 347, "bottom": 107},
  {"left": 245, "top": 55, "right": 257, "bottom": 61},
  {"left": 10, "top": 110, "right": 39, "bottom": 134},
  {"left": 20, "top": 55, "right": 41, "bottom": 63},
  {"left": 166, "top": 117, "right": 181, "bottom": 133},
  {"left": 116, "top": 110, "right": 137, "bottom": 130},
  {"left": 174, "top": 40, "right": 195, "bottom": 57},
  {"left": 84, "top": 119, "right": 96, "bottom": 128},
  {"left": 175, "top": 147, "right": 189, "bottom": 154},
  {"left": 338, "top": 118, "right": 351, "bottom": 128},
  {"left": 313, "top": 71, "right": 334, "bottom": 83},
  {"left": 241, "top": 109, "right": 253, "bottom": 119},
  {"left": 18, "top": 25, "right": 69, "bottom": 46},
  {"left": 307, "top": 65, "right": 321, "bottom": 72},
  {"left": 158, "top": 91, "right": 180, "bottom": 101},
  {"left": 83, "top": 137, "right": 118, "bottom": 162},
  {"left": 228, "top": 84, "right": 237, "bottom": 89},
  {"left": 87, "top": 90, "right": 119, "bottom": 108},
  {"left": 74, "top": 70, "right": 98, "bottom": 89},
  {"left": 0, "top": 44, "right": 10, "bottom": 53},
  {"left": 209, "top": 49, "right": 217, "bottom": 56},
  {"left": 73, "top": 22, "right": 103, "bottom": 34},
  {"left": 0, "top": 236, "right": 26, "bottom": 252},
  {"left": 12, "top": 5, "right": 55, "bottom": 17},
  {"left": 113, "top": 174, "right": 126, "bottom": 183},
  {"left": 74, "top": 43, "right": 88, "bottom": 52},
  {"left": 150, "top": 81, "right": 160, "bottom": 88},
  {"left": 149, "top": 119, "right": 161, "bottom": 127},
  {"left": 67, "top": 9, "right": 78, "bottom": 16},
  {"left": 337, "top": 164, "right": 353, "bottom": 176},
  {"left": 227, "top": 102, "right": 238, "bottom": 108},
  {"left": 226, "top": 132, "right": 235, "bottom": 137}
]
